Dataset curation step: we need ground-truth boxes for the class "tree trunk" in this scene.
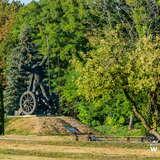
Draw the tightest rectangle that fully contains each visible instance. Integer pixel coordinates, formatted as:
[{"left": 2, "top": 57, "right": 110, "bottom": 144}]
[
  {"left": 128, "top": 115, "right": 133, "bottom": 130},
  {"left": 0, "top": 82, "right": 4, "bottom": 135},
  {"left": 150, "top": 91, "right": 159, "bottom": 131},
  {"left": 124, "top": 89, "right": 160, "bottom": 140}
]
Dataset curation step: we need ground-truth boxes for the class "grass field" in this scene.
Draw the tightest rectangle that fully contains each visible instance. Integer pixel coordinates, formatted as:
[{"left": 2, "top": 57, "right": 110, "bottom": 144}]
[{"left": 0, "top": 135, "right": 160, "bottom": 160}]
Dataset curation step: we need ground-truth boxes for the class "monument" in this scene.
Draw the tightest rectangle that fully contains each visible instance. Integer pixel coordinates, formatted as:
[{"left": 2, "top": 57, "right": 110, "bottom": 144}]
[{"left": 17, "top": 27, "right": 58, "bottom": 115}]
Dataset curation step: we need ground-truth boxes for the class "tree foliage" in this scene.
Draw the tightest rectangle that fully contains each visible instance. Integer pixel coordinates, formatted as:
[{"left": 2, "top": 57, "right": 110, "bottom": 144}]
[
  {"left": 1, "top": 0, "right": 160, "bottom": 138},
  {"left": 0, "top": 0, "right": 21, "bottom": 133}
]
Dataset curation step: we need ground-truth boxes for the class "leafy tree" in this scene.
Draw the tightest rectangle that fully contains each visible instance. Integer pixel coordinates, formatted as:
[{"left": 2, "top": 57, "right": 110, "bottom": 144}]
[
  {"left": 74, "top": 30, "right": 160, "bottom": 139},
  {"left": 126, "top": 37, "right": 160, "bottom": 138},
  {"left": 60, "top": 69, "right": 79, "bottom": 116},
  {"left": 0, "top": 0, "right": 21, "bottom": 131},
  {"left": 88, "top": 0, "right": 138, "bottom": 41},
  {"left": 7, "top": 0, "right": 90, "bottom": 115},
  {"left": 2, "top": 0, "right": 160, "bottom": 138},
  {"left": 73, "top": 31, "right": 131, "bottom": 127},
  {"left": 0, "top": 0, "right": 21, "bottom": 77},
  {"left": 0, "top": 0, "right": 21, "bottom": 42},
  {"left": 0, "top": 0, "right": 22, "bottom": 65}
]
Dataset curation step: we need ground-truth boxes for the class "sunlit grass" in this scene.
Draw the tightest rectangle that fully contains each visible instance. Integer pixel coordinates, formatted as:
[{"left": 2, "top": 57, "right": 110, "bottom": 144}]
[{"left": 0, "top": 135, "right": 160, "bottom": 160}]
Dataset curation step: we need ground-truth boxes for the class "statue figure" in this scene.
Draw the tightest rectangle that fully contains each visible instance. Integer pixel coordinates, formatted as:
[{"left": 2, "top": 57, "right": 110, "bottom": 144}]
[
  {"left": 21, "top": 55, "right": 49, "bottom": 102},
  {"left": 18, "top": 47, "right": 57, "bottom": 115},
  {"left": 18, "top": 51, "right": 56, "bottom": 115}
]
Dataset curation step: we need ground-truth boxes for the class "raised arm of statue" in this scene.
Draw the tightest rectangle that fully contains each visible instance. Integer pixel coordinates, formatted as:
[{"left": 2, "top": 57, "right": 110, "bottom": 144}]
[{"left": 31, "top": 56, "right": 48, "bottom": 69}]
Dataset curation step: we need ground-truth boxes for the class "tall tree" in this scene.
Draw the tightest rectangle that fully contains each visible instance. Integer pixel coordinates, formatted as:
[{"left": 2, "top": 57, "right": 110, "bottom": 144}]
[
  {"left": 74, "top": 30, "right": 160, "bottom": 139},
  {"left": 7, "top": 0, "right": 90, "bottom": 115},
  {"left": 0, "top": 0, "right": 21, "bottom": 42},
  {"left": 0, "top": 0, "right": 15, "bottom": 133},
  {"left": 4, "top": 26, "right": 36, "bottom": 114}
]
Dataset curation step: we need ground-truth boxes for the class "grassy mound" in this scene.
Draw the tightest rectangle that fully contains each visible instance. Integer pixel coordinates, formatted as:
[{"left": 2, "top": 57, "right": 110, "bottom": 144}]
[{"left": 5, "top": 116, "right": 95, "bottom": 135}]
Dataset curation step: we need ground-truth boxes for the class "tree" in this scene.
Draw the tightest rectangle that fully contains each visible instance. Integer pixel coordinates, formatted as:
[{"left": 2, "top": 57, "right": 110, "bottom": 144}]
[
  {"left": 72, "top": 31, "right": 131, "bottom": 127},
  {"left": 2, "top": 0, "right": 160, "bottom": 138},
  {"left": 4, "top": 26, "right": 36, "bottom": 114},
  {"left": 0, "top": 0, "right": 19, "bottom": 132},
  {"left": 88, "top": 0, "right": 138, "bottom": 40},
  {"left": 74, "top": 30, "right": 160, "bottom": 139},
  {"left": 126, "top": 37, "right": 160, "bottom": 139},
  {"left": 0, "top": 0, "right": 22, "bottom": 66},
  {"left": 0, "top": 0, "right": 21, "bottom": 42},
  {"left": 8, "top": 0, "right": 90, "bottom": 115}
]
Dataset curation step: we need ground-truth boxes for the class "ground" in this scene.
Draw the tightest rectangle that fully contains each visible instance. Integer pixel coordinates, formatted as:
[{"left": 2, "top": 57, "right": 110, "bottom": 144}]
[
  {"left": 3, "top": 116, "right": 160, "bottom": 159},
  {"left": 0, "top": 135, "right": 160, "bottom": 160},
  {"left": 5, "top": 116, "right": 95, "bottom": 135}
]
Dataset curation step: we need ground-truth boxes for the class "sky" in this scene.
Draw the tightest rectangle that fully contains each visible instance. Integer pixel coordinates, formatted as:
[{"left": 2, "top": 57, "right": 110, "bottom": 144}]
[
  {"left": 21, "top": 0, "right": 32, "bottom": 4},
  {"left": 9, "top": 0, "right": 37, "bottom": 4}
]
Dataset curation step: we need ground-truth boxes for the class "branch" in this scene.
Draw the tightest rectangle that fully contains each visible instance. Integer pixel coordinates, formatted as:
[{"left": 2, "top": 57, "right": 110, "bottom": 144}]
[{"left": 124, "top": 88, "right": 150, "bottom": 131}]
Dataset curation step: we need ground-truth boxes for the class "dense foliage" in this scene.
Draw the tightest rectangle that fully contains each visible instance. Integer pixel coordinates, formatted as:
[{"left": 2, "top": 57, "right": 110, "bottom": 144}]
[
  {"left": 0, "top": 0, "right": 160, "bottom": 138},
  {"left": 0, "top": 0, "right": 21, "bottom": 134}
]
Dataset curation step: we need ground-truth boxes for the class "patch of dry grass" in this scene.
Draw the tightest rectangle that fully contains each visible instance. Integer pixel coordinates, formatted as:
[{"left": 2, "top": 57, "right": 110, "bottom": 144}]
[
  {"left": 0, "top": 154, "right": 71, "bottom": 160},
  {"left": 0, "top": 135, "right": 160, "bottom": 160}
]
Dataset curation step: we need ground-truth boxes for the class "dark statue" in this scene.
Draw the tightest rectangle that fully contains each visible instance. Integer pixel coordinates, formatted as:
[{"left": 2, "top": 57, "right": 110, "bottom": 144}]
[
  {"left": 24, "top": 55, "right": 49, "bottom": 101},
  {"left": 17, "top": 27, "right": 58, "bottom": 115},
  {"left": 18, "top": 53, "right": 58, "bottom": 115}
]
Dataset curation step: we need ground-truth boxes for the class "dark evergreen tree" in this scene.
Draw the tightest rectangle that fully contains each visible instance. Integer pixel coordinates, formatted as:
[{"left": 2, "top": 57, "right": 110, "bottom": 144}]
[
  {"left": 4, "top": 26, "right": 36, "bottom": 115},
  {"left": 4, "top": 51, "right": 26, "bottom": 115}
]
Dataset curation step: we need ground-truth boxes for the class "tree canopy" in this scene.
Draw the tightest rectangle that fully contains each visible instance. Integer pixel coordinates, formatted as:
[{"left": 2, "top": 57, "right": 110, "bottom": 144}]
[{"left": 0, "top": 0, "right": 160, "bottom": 138}]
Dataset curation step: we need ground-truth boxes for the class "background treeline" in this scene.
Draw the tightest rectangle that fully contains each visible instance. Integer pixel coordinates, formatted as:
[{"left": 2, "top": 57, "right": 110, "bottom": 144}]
[{"left": 0, "top": 0, "right": 160, "bottom": 139}]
